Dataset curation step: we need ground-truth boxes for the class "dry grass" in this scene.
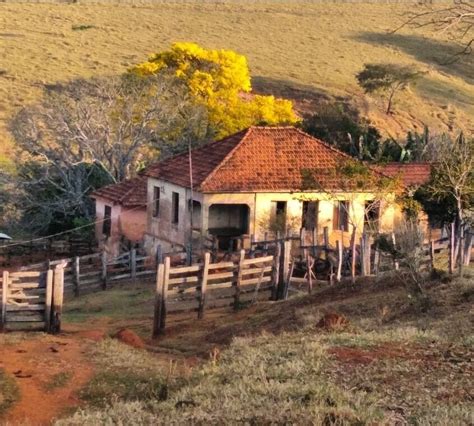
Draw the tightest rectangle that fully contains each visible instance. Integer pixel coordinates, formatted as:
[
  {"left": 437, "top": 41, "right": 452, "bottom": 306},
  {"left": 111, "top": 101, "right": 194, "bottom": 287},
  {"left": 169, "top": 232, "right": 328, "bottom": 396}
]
[
  {"left": 0, "top": 369, "right": 19, "bottom": 416},
  {"left": 54, "top": 271, "right": 474, "bottom": 424},
  {"left": 1, "top": 2, "right": 474, "bottom": 164}
]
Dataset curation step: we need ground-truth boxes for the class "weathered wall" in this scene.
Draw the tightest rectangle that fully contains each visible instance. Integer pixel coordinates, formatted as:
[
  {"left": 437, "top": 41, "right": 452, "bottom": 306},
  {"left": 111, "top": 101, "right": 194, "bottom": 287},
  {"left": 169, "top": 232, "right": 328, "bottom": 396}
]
[
  {"left": 94, "top": 197, "right": 147, "bottom": 256},
  {"left": 144, "top": 181, "right": 403, "bottom": 250}
]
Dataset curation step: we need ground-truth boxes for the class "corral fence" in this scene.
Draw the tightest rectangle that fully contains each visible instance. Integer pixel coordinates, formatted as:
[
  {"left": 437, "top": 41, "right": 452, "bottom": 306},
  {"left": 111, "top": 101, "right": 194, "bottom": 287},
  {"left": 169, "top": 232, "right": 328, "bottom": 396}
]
[
  {"left": 0, "top": 266, "right": 64, "bottom": 332},
  {"left": 153, "top": 250, "right": 280, "bottom": 336},
  {"left": 152, "top": 224, "right": 473, "bottom": 335},
  {"left": 17, "top": 248, "right": 179, "bottom": 299}
]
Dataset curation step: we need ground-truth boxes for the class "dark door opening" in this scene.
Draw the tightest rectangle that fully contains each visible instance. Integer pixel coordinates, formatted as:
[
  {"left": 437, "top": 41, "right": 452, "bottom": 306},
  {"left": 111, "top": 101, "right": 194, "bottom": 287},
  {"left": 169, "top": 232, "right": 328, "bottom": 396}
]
[{"left": 208, "top": 204, "right": 250, "bottom": 251}]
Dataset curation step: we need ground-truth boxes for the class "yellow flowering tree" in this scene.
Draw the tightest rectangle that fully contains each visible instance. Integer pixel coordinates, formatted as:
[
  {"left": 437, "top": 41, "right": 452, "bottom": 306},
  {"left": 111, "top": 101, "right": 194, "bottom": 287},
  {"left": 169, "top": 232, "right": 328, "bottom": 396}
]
[{"left": 131, "top": 42, "right": 299, "bottom": 138}]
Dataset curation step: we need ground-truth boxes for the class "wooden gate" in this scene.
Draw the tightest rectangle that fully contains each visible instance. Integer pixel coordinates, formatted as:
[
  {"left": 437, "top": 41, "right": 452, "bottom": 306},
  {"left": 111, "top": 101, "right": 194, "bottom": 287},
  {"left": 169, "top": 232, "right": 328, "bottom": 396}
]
[{"left": 1, "top": 267, "right": 64, "bottom": 333}]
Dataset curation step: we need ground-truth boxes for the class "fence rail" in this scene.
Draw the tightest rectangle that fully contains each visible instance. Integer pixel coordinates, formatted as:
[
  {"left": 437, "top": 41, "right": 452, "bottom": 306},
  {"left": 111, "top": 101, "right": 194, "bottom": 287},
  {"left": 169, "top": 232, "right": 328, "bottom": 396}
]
[{"left": 153, "top": 250, "right": 279, "bottom": 336}]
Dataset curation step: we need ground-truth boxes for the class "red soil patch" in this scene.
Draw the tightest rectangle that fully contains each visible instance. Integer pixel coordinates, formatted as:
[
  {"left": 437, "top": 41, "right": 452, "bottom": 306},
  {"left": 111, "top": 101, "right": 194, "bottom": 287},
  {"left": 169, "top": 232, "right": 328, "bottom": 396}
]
[
  {"left": 329, "top": 344, "right": 410, "bottom": 365},
  {"left": 114, "top": 328, "right": 145, "bottom": 349},
  {"left": 0, "top": 332, "right": 96, "bottom": 425},
  {"left": 316, "top": 312, "right": 350, "bottom": 331}
]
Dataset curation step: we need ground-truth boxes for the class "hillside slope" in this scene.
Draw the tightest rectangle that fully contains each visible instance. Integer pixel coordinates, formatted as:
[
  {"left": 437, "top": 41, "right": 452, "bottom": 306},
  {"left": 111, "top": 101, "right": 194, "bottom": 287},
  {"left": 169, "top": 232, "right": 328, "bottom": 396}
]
[{"left": 1, "top": 2, "right": 473, "bottom": 163}]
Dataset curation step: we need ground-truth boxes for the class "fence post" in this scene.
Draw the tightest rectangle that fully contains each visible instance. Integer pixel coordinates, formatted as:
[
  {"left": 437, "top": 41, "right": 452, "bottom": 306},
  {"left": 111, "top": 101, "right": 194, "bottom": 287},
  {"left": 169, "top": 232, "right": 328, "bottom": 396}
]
[
  {"left": 198, "top": 252, "right": 210, "bottom": 319},
  {"left": 429, "top": 240, "right": 435, "bottom": 272},
  {"left": 45, "top": 269, "right": 53, "bottom": 333},
  {"left": 350, "top": 226, "right": 357, "bottom": 283},
  {"left": 101, "top": 251, "right": 108, "bottom": 290},
  {"left": 155, "top": 244, "right": 163, "bottom": 266},
  {"left": 391, "top": 233, "right": 399, "bottom": 271},
  {"left": 464, "top": 231, "right": 472, "bottom": 266},
  {"left": 336, "top": 240, "right": 342, "bottom": 282},
  {"left": 360, "top": 237, "right": 366, "bottom": 277},
  {"left": 449, "top": 222, "right": 455, "bottom": 274},
  {"left": 278, "top": 240, "right": 291, "bottom": 300},
  {"left": 306, "top": 251, "right": 313, "bottom": 293},
  {"left": 51, "top": 265, "right": 64, "bottom": 334},
  {"left": 1, "top": 271, "right": 8, "bottom": 331},
  {"left": 131, "top": 249, "right": 137, "bottom": 281},
  {"left": 234, "top": 249, "right": 245, "bottom": 310},
  {"left": 73, "top": 256, "right": 80, "bottom": 296},
  {"left": 152, "top": 261, "right": 165, "bottom": 338},
  {"left": 271, "top": 242, "right": 281, "bottom": 300},
  {"left": 373, "top": 243, "right": 380, "bottom": 276}
]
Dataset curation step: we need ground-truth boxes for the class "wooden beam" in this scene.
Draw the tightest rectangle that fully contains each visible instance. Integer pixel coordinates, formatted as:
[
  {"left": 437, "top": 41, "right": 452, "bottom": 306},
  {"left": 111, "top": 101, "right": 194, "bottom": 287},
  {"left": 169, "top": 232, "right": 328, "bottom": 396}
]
[{"left": 198, "top": 253, "right": 210, "bottom": 319}]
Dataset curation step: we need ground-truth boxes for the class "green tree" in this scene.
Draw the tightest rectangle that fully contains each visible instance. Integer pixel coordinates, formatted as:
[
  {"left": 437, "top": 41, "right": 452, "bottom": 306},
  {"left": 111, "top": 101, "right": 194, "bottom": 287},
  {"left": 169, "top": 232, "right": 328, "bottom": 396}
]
[{"left": 356, "top": 64, "right": 422, "bottom": 114}]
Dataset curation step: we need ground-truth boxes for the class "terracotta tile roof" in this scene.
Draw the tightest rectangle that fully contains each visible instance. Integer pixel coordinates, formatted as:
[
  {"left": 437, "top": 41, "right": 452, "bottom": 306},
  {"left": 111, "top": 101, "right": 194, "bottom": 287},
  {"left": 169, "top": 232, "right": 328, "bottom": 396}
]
[
  {"left": 144, "top": 127, "right": 385, "bottom": 193},
  {"left": 378, "top": 163, "right": 431, "bottom": 187},
  {"left": 90, "top": 176, "right": 147, "bottom": 207}
]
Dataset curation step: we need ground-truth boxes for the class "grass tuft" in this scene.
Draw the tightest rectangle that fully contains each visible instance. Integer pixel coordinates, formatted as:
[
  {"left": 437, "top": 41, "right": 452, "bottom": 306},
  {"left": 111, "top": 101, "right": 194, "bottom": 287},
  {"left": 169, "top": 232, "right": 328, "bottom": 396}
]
[{"left": 0, "top": 369, "right": 20, "bottom": 415}]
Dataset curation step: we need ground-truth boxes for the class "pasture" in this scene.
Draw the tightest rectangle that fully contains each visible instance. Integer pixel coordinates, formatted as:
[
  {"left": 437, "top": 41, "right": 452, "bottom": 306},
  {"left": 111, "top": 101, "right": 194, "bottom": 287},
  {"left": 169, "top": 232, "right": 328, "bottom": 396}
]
[{"left": 1, "top": 2, "right": 474, "bottom": 164}]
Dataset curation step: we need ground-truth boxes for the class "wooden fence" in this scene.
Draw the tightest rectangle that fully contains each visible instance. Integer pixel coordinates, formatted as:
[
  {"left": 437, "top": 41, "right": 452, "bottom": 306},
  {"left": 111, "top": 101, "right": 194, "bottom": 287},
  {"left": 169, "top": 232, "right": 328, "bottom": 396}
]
[
  {"left": 0, "top": 266, "right": 64, "bottom": 332},
  {"left": 153, "top": 250, "right": 279, "bottom": 336},
  {"left": 17, "top": 249, "right": 157, "bottom": 298}
]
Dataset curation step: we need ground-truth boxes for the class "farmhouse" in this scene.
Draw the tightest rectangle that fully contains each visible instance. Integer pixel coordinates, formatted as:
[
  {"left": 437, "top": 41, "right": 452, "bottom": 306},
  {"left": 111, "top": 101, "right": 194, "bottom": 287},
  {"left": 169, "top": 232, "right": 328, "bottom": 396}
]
[
  {"left": 91, "top": 176, "right": 147, "bottom": 256},
  {"left": 142, "top": 126, "right": 405, "bottom": 254}
]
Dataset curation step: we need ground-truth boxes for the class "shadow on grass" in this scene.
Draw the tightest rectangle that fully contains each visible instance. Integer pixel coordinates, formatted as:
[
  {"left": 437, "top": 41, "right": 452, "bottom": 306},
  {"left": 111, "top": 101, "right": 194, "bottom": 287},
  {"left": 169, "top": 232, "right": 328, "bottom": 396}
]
[
  {"left": 354, "top": 32, "right": 474, "bottom": 85},
  {"left": 252, "top": 76, "right": 337, "bottom": 115}
]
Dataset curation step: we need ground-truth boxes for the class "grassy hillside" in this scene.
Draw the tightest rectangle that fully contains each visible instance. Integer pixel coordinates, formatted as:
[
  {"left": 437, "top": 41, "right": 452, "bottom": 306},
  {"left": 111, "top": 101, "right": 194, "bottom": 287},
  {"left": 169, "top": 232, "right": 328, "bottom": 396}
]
[
  {"left": 1, "top": 2, "right": 474, "bottom": 163},
  {"left": 56, "top": 272, "right": 473, "bottom": 424}
]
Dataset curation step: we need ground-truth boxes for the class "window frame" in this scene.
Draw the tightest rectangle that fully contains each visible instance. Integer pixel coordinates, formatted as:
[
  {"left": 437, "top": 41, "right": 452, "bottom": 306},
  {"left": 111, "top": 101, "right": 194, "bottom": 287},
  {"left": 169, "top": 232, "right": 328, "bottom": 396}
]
[
  {"left": 152, "top": 186, "right": 160, "bottom": 218},
  {"left": 171, "top": 192, "right": 180, "bottom": 225},
  {"left": 102, "top": 205, "right": 112, "bottom": 237}
]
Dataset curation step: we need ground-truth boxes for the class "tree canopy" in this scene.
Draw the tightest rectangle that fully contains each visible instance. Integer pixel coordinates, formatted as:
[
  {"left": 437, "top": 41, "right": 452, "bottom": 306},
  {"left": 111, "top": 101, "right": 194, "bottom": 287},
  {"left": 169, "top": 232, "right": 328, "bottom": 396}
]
[
  {"left": 131, "top": 42, "right": 299, "bottom": 138},
  {"left": 356, "top": 63, "right": 422, "bottom": 114}
]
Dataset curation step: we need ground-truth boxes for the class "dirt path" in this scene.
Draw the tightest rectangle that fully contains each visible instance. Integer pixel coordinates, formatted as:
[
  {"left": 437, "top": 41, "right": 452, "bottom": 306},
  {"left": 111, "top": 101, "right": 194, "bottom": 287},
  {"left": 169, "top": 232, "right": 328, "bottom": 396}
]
[{"left": 0, "top": 331, "right": 102, "bottom": 426}]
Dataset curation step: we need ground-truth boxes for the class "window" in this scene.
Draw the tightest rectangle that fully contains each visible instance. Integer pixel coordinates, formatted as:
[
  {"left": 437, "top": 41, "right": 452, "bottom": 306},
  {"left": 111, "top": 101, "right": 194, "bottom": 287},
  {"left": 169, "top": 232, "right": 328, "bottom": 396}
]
[
  {"left": 302, "top": 201, "right": 319, "bottom": 230},
  {"left": 271, "top": 201, "right": 287, "bottom": 233},
  {"left": 364, "top": 201, "right": 380, "bottom": 232},
  {"left": 172, "top": 192, "right": 179, "bottom": 224},
  {"left": 103, "top": 205, "right": 112, "bottom": 237},
  {"left": 153, "top": 187, "right": 160, "bottom": 218},
  {"left": 333, "top": 201, "right": 349, "bottom": 232}
]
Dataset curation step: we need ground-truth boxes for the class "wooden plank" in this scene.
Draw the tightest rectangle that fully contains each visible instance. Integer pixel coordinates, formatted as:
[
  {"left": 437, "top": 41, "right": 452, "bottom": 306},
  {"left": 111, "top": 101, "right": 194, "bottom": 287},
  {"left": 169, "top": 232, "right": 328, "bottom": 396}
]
[
  {"left": 9, "top": 283, "right": 42, "bottom": 289},
  {"left": 207, "top": 271, "right": 235, "bottom": 280},
  {"left": 51, "top": 266, "right": 64, "bottom": 334},
  {"left": 208, "top": 261, "right": 234, "bottom": 270},
  {"left": 198, "top": 252, "right": 210, "bottom": 319},
  {"left": 168, "top": 276, "right": 199, "bottom": 285},
  {"left": 271, "top": 241, "right": 280, "bottom": 300},
  {"left": 207, "top": 282, "right": 233, "bottom": 290},
  {"left": 240, "top": 276, "right": 272, "bottom": 286},
  {"left": 10, "top": 271, "right": 41, "bottom": 278},
  {"left": 336, "top": 240, "right": 342, "bottom": 282},
  {"left": 80, "top": 252, "right": 102, "bottom": 261},
  {"left": 44, "top": 269, "right": 54, "bottom": 333},
  {"left": 79, "top": 270, "right": 102, "bottom": 279},
  {"left": 7, "top": 314, "right": 45, "bottom": 323},
  {"left": 234, "top": 250, "right": 245, "bottom": 310},
  {"left": 161, "top": 257, "right": 170, "bottom": 330},
  {"left": 7, "top": 304, "right": 45, "bottom": 312},
  {"left": 169, "top": 265, "right": 201, "bottom": 275},
  {"left": 1, "top": 271, "right": 8, "bottom": 331},
  {"left": 108, "top": 273, "right": 132, "bottom": 281},
  {"left": 240, "top": 266, "right": 272, "bottom": 276},
  {"left": 73, "top": 256, "right": 80, "bottom": 296},
  {"left": 101, "top": 251, "right": 107, "bottom": 290},
  {"left": 152, "top": 262, "right": 165, "bottom": 338},
  {"left": 7, "top": 295, "right": 41, "bottom": 301},
  {"left": 242, "top": 255, "right": 274, "bottom": 266}
]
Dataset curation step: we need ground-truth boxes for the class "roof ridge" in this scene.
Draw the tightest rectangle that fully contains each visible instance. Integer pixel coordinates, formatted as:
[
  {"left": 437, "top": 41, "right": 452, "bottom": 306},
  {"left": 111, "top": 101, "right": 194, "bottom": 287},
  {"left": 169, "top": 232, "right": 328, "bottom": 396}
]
[{"left": 198, "top": 127, "right": 253, "bottom": 190}]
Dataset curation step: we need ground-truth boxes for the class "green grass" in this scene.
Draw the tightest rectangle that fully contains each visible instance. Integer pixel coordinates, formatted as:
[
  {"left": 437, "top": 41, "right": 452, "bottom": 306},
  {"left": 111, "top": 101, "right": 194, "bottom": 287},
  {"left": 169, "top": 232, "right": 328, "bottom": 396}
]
[
  {"left": 43, "top": 372, "right": 73, "bottom": 392},
  {"left": 63, "top": 285, "right": 154, "bottom": 323},
  {"left": 77, "top": 339, "right": 168, "bottom": 408},
  {"left": 1, "top": 2, "right": 473, "bottom": 165},
  {"left": 0, "top": 369, "right": 20, "bottom": 416}
]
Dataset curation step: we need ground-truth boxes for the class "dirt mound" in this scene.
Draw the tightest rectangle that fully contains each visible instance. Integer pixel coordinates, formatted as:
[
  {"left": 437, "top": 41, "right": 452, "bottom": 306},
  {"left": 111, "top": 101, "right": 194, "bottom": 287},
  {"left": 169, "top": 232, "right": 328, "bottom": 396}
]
[
  {"left": 114, "top": 328, "right": 145, "bottom": 349},
  {"left": 316, "top": 313, "right": 349, "bottom": 331}
]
